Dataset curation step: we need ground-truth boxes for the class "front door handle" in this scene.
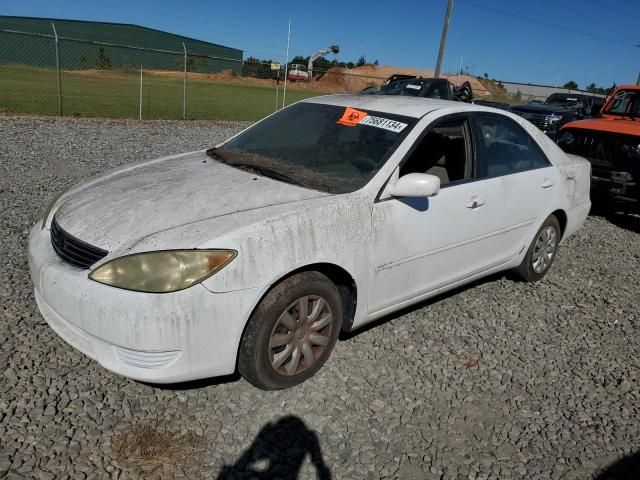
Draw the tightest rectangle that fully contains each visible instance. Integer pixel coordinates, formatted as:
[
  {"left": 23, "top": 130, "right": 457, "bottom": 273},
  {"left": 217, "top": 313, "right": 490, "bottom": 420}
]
[
  {"left": 541, "top": 178, "right": 554, "bottom": 189},
  {"left": 466, "top": 196, "right": 486, "bottom": 209}
]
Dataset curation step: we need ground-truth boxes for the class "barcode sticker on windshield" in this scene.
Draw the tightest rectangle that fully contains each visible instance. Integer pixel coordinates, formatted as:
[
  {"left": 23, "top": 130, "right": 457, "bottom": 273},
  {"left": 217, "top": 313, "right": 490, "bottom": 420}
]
[
  {"left": 405, "top": 84, "right": 421, "bottom": 90},
  {"left": 359, "top": 115, "right": 408, "bottom": 133}
]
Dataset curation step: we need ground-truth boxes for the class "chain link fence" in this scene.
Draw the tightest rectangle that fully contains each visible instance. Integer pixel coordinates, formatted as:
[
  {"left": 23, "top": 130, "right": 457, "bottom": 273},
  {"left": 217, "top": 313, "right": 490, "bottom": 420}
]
[
  {"left": 0, "top": 27, "right": 304, "bottom": 120},
  {"left": 0, "top": 26, "right": 604, "bottom": 121}
]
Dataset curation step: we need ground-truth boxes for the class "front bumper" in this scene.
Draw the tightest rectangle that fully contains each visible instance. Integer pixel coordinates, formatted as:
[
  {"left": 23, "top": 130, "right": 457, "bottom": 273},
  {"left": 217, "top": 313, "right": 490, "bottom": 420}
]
[
  {"left": 591, "top": 174, "right": 638, "bottom": 205},
  {"left": 28, "top": 223, "right": 263, "bottom": 383}
]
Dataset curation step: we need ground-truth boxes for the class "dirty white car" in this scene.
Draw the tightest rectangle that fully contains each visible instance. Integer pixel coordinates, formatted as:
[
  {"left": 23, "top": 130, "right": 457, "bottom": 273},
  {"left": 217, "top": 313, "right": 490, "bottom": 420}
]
[{"left": 28, "top": 95, "right": 591, "bottom": 389}]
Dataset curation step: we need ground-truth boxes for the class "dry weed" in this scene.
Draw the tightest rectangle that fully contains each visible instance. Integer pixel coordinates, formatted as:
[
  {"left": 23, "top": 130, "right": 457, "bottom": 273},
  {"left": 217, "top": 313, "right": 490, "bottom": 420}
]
[{"left": 112, "top": 420, "right": 205, "bottom": 477}]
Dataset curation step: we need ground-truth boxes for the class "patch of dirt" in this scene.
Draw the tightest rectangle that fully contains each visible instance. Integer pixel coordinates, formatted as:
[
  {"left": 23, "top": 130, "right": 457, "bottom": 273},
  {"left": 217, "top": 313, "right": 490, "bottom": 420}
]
[{"left": 64, "top": 69, "right": 137, "bottom": 81}]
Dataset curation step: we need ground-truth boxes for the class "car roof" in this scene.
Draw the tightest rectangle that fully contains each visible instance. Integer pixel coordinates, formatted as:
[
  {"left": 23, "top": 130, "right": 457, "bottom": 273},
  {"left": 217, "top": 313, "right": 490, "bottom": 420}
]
[
  {"left": 614, "top": 85, "right": 640, "bottom": 91},
  {"left": 301, "top": 94, "right": 463, "bottom": 119}
]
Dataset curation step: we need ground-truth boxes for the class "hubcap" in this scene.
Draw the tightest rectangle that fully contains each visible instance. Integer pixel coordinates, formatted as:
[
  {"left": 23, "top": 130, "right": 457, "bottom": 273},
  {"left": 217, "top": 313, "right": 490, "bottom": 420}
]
[
  {"left": 268, "top": 295, "right": 333, "bottom": 376},
  {"left": 532, "top": 226, "right": 557, "bottom": 274}
]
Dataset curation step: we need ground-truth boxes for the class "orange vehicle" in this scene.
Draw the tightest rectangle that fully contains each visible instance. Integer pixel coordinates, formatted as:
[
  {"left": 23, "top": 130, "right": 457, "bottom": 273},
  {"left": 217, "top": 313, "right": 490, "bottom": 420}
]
[{"left": 557, "top": 85, "right": 640, "bottom": 209}]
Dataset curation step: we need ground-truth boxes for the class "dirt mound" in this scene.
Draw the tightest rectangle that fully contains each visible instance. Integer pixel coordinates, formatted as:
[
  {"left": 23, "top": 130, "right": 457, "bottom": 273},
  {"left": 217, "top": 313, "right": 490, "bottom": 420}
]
[{"left": 315, "top": 65, "right": 488, "bottom": 95}]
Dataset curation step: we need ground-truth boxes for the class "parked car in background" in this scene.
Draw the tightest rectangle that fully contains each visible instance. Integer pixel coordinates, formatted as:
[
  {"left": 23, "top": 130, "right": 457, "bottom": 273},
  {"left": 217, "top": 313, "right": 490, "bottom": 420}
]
[
  {"left": 472, "top": 100, "right": 512, "bottom": 111},
  {"left": 557, "top": 85, "right": 640, "bottom": 210},
  {"left": 511, "top": 92, "right": 605, "bottom": 139},
  {"left": 29, "top": 95, "right": 591, "bottom": 389},
  {"left": 361, "top": 75, "right": 474, "bottom": 102}
]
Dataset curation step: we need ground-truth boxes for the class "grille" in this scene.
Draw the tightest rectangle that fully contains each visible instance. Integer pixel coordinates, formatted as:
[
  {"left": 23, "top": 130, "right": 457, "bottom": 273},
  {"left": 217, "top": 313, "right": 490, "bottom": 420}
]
[
  {"left": 517, "top": 112, "right": 550, "bottom": 131},
  {"left": 50, "top": 217, "right": 108, "bottom": 269},
  {"left": 562, "top": 130, "right": 634, "bottom": 167}
]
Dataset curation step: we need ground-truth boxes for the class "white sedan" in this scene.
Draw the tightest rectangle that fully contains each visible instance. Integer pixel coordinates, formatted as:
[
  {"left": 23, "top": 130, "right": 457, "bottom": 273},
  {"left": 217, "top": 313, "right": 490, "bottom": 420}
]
[{"left": 28, "top": 95, "right": 591, "bottom": 389}]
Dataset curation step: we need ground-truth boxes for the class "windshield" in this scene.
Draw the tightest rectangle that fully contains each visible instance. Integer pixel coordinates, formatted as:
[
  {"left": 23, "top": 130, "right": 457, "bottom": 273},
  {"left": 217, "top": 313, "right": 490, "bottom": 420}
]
[
  {"left": 545, "top": 95, "right": 579, "bottom": 106},
  {"left": 604, "top": 89, "right": 640, "bottom": 117},
  {"left": 209, "top": 103, "right": 416, "bottom": 194}
]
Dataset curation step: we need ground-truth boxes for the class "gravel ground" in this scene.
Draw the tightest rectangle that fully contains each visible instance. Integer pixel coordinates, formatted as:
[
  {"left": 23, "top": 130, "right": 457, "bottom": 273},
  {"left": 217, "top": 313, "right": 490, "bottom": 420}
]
[{"left": 1, "top": 115, "right": 639, "bottom": 480}]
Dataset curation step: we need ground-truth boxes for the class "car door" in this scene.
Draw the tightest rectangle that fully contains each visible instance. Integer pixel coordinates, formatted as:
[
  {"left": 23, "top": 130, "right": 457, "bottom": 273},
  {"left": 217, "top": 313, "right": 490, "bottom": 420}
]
[
  {"left": 368, "top": 114, "right": 491, "bottom": 314},
  {"left": 471, "top": 112, "right": 557, "bottom": 264}
]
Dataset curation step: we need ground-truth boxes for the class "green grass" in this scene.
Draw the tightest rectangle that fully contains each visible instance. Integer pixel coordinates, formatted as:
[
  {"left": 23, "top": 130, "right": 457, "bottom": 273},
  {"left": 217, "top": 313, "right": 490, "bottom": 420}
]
[{"left": 0, "top": 65, "right": 325, "bottom": 121}]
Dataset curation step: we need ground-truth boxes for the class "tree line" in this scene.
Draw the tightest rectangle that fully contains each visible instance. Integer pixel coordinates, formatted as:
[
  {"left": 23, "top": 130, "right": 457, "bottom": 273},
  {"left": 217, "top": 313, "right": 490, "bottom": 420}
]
[{"left": 562, "top": 80, "right": 611, "bottom": 94}]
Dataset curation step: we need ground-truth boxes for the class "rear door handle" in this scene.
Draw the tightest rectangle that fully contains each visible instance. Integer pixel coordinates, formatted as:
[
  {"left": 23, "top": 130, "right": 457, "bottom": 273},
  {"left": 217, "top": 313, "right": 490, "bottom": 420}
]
[
  {"left": 541, "top": 178, "right": 554, "bottom": 189},
  {"left": 466, "top": 196, "right": 486, "bottom": 209}
]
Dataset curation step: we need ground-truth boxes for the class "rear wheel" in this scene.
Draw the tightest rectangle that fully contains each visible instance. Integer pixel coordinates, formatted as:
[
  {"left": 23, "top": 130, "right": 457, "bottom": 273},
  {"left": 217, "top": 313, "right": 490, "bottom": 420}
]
[
  {"left": 516, "top": 215, "right": 561, "bottom": 282},
  {"left": 238, "top": 272, "right": 342, "bottom": 390}
]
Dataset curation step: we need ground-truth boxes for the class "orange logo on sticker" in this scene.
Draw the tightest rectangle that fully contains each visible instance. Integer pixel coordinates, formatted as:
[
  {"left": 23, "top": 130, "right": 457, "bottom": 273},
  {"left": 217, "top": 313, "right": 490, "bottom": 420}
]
[{"left": 337, "top": 107, "right": 368, "bottom": 127}]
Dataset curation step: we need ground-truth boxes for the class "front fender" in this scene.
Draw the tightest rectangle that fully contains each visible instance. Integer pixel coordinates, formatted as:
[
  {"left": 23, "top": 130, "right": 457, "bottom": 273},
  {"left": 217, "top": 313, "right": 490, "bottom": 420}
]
[{"left": 201, "top": 193, "right": 373, "bottom": 293}]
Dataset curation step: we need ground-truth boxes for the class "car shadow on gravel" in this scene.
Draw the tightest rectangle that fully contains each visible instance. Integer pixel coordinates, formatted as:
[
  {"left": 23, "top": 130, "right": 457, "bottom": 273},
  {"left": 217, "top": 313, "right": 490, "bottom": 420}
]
[
  {"left": 593, "top": 451, "right": 640, "bottom": 480},
  {"left": 148, "top": 272, "right": 510, "bottom": 390},
  {"left": 340, "top": 271, "right": 507, "bottom": 341},
  {"left": 602, "top": 213, "right": 640, "bottom": 234},
  {"left": 216, "top": 415, "right": 332, "bottom": 480},
  {"left": 142, "top": 373, "right": 242, "bottom": 391},
  {"left": 590, "top": 201, "right": 640, "bottom": 234}
]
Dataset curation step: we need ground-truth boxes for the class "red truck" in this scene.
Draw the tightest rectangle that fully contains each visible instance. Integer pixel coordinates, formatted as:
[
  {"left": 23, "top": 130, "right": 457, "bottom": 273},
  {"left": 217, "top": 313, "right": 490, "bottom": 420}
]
[{"left": 557, "top": 85, "right": 640, "bottom": 210}]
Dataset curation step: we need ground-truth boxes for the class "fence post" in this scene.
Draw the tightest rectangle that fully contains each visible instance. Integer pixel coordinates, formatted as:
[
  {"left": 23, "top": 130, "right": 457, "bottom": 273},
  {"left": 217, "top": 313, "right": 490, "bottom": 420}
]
[
  {"left": 182, "top": 42, "right": 187, "bottom": 120},
  {"left": 275, "top": 67, "right": 280, "bottom": 112},
  {"left": 282, "top": 18, "right": 291, "bottom": 109},
  {"left": 139, "top": 65, "right": 143, "bottom": 120},
  {"left": 51, "top": 22, "right": 62, "bottom": 116}
]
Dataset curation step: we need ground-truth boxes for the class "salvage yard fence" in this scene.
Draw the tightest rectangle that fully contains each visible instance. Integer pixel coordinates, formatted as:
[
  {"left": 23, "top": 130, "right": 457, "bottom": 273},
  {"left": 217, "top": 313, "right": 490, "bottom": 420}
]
[{"left": 0, "top": 26, "right": 603, "bottom": 121}]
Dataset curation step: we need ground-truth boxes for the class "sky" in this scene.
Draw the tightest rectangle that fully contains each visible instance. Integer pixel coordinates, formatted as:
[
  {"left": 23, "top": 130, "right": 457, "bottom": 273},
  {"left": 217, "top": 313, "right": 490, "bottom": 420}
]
[{"left": 2, "top": 0, "right": 639, "bottom": 88}]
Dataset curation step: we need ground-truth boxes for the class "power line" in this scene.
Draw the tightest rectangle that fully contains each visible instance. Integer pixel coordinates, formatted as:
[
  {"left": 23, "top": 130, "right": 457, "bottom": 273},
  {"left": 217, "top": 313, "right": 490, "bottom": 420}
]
[
  {"left": 457, "top": 0, "right": 639, "bottom": 48},
  {"left": 587, "top": 0, "right": 640, "bottom": 21}
]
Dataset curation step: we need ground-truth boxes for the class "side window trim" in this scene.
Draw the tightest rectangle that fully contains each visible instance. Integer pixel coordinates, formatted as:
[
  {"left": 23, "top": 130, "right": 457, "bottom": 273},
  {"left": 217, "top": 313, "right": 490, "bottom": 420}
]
[{"left": 470, "top": 112, "right": 552, "bottom": 180}]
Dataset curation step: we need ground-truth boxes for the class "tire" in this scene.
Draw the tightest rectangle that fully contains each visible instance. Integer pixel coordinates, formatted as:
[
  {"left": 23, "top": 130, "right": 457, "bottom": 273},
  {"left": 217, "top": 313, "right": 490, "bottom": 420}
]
[
  {"left": 516, "top": 215, "right": 561, "bottom": 282},
  {"left": 238, "top": 271, "right": 343, "bottom": 390}
]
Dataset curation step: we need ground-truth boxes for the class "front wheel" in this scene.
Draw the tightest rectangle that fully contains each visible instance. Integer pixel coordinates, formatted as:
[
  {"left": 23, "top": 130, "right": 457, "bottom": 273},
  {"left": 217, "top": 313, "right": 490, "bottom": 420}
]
[
  {"left": 516, "top": 215, "right": 561, "bottom": 282},
  {"left": 238, "top": 272, "right": 343, "bottom": 390}
]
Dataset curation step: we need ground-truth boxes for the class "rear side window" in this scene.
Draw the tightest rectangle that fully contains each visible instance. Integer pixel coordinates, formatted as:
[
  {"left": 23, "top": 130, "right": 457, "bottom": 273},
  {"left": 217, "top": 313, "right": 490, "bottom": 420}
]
[{"left": 474, "top": 113, "right": 550, "bottom": 177}]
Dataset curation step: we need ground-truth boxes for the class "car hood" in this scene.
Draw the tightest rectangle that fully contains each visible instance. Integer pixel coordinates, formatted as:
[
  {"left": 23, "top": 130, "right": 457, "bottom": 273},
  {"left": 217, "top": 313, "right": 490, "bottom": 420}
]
[
  {"left": 53, "top": 150, "right": 330, "bottom": 252},
  {"left": 560, "top": 117, "right": 640, "bottom": 136}
]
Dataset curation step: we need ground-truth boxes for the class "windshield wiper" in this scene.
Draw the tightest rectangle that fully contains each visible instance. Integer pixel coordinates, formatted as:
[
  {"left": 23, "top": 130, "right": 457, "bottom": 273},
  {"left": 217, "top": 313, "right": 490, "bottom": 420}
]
[
  {"left": 239, "top": 163, "right": 300, "bottom": 184},
  {"left": 206, "top": 148, "right": 305, "bottom": 187},
  {"left": 230, "top": 162, "right": 304, "bottom": 187}
]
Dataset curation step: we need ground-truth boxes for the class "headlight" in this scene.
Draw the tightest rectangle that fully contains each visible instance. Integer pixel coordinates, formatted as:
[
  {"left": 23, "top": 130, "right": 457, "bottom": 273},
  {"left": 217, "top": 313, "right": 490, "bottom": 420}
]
[
  {"left": 89, "top": 249, "right": 236, "bottom": 293},
  {"left": 547, "top": 114, "right": 563, "bottom": 124},
  {"left": 41, "top": 190, "right": 67, "bottom": 230}
]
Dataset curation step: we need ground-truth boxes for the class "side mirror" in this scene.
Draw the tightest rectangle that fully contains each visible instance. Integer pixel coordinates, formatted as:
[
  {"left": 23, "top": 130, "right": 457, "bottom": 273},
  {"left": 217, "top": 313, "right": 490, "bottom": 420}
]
[{"left": 389, "top": 173, "right": 440, "bottom": 198}]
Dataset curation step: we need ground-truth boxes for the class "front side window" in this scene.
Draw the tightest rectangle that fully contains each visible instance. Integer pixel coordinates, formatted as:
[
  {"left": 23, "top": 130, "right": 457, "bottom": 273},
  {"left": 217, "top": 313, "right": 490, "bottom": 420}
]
[
  {"left": 474, "top": 114, "right": 550, "bottom": 177},
  {"left": 604, "top": 89, "right": 640, "bottom": 116},
  {"left": 399, "top": 118, "right": 473, "bottom": 186},
  {"left": 209, "top": 103, "right": 416, "bottom": 194}
]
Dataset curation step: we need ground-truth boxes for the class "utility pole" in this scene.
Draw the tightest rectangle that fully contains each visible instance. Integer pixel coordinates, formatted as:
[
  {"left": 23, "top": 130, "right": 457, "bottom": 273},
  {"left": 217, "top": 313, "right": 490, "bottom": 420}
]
[
  {"left": 282, "top": 18, "right": 291, "bottom": 109},
  {"left": 636, "top": 70, "right": 640, "bottom": 86},
  {"left": 434, "top": 0, "right": 454, "bottom": 78}
]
